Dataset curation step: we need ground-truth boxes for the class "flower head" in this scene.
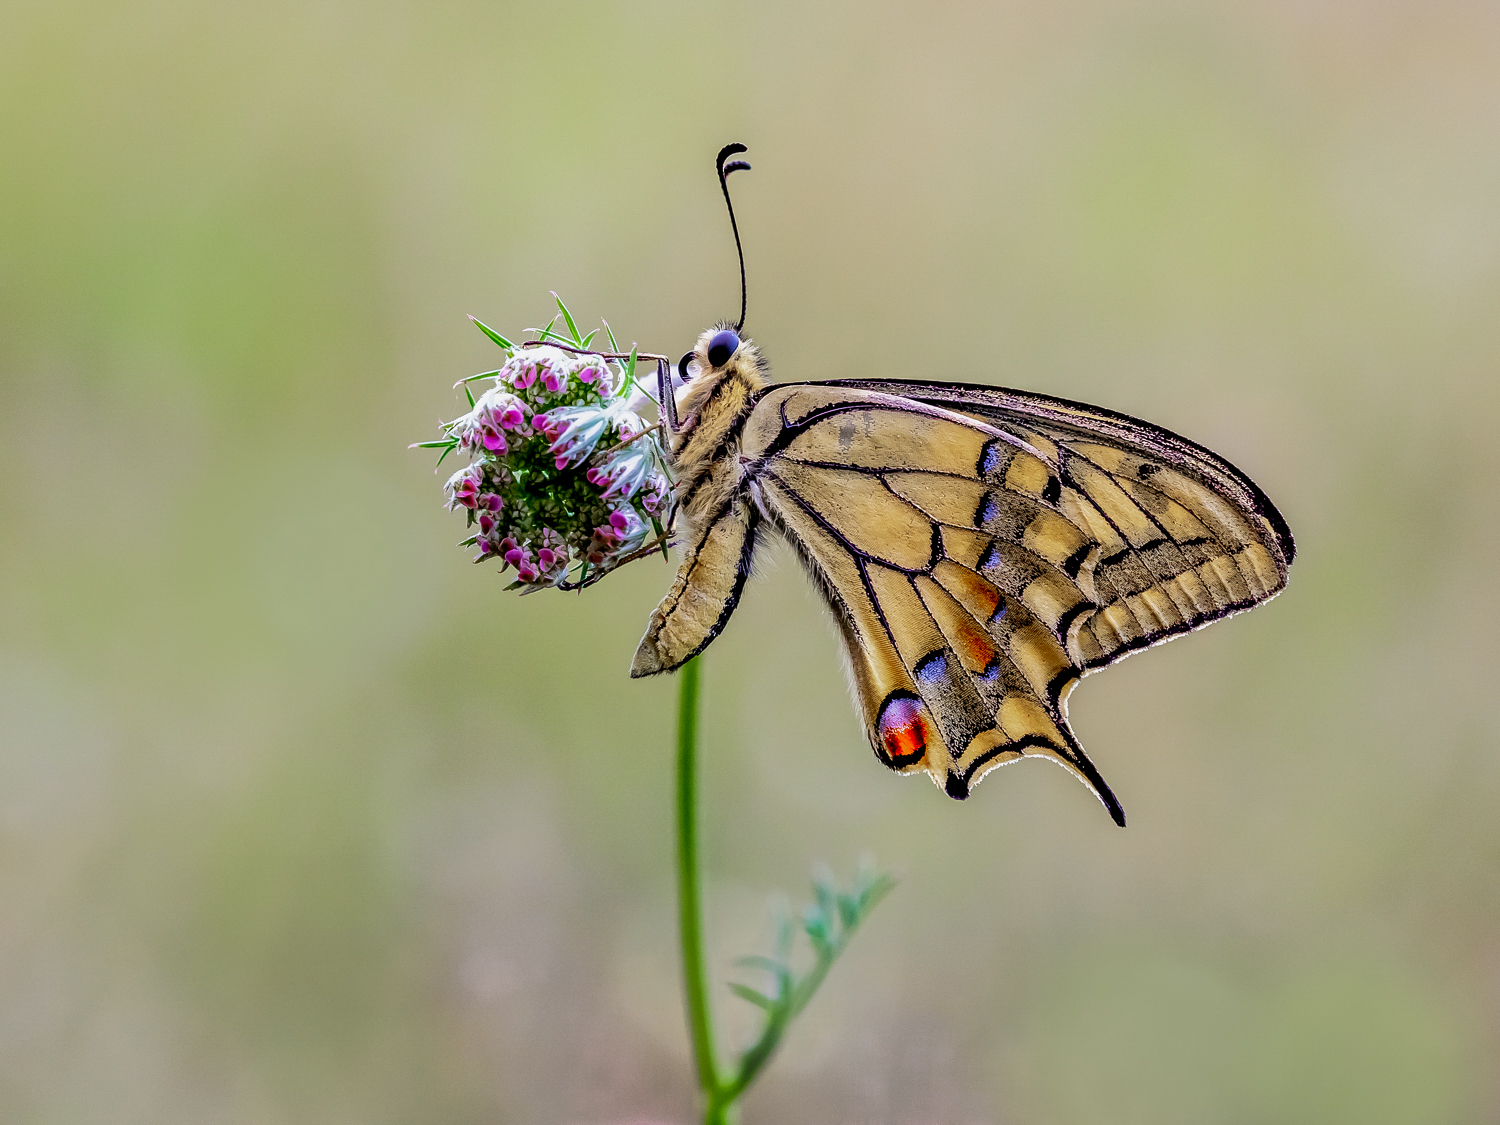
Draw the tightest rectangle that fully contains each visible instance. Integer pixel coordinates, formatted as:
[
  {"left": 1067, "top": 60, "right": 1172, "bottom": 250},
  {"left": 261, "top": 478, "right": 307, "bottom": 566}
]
[{"left": 418, "top": 296, "right": 676, "bottom": 593}]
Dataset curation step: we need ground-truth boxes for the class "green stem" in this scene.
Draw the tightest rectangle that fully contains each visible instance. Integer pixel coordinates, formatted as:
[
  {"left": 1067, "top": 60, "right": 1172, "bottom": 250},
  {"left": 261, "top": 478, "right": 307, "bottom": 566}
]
[{"left": 677, "top": 659, "right": 734, "bottom": 1123}]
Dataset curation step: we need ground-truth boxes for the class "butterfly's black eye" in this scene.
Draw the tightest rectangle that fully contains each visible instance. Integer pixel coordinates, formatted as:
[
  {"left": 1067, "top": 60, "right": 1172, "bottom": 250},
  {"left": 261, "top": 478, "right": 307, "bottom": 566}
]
[{"left": 706, "top": 329, "right": 740, "bottom": 368}]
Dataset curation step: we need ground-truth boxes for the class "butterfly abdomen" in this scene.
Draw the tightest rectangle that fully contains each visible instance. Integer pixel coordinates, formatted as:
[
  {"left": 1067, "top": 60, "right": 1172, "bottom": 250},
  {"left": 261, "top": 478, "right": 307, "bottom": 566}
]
[{"left": 627, "top": 331, "right": 770, "bottom": 679}]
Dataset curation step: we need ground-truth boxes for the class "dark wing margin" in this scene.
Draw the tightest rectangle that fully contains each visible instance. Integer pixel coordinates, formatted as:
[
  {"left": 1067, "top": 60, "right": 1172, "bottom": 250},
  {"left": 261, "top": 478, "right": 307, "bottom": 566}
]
[{"left": 632, "top": 498, "right": 760, "bottom": 677}]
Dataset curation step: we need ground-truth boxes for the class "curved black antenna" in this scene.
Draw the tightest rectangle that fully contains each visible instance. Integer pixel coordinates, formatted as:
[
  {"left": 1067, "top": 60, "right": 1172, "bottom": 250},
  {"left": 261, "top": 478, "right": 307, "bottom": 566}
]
[{"left": 716, "top": 142, "right": 751, "bottom": 332}]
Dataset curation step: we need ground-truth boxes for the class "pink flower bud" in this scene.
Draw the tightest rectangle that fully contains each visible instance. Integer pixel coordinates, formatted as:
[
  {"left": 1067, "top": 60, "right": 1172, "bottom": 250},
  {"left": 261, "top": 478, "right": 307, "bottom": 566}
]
[{"left": 453, "top": 479, "right": 480, "bottom": 508}]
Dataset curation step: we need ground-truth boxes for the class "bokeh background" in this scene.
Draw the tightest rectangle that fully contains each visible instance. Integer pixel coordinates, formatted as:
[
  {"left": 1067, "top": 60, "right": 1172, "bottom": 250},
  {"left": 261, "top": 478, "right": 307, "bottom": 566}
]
[{"left": 3, "top": 2, "right": 1499, "bottom": 1122}]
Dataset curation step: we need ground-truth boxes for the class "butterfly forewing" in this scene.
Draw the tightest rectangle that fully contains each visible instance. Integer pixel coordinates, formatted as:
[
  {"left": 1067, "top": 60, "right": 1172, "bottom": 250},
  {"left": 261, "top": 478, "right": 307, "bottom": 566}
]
[{"left": 818, "top": 382, "right": 1292, "bottom": 645}]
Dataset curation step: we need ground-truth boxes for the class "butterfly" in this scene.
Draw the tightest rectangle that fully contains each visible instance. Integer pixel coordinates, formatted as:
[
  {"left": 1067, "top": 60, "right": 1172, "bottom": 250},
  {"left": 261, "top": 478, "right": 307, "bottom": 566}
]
[{"left": 630, "top": 145, "right": 1295, "bottom": 826}]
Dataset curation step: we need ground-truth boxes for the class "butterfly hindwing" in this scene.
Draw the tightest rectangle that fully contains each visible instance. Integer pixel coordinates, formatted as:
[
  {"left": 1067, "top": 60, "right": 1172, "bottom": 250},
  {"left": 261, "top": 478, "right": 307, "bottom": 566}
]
[{"left": 745, "top": 386, "right": 1126, "bottom": 822}]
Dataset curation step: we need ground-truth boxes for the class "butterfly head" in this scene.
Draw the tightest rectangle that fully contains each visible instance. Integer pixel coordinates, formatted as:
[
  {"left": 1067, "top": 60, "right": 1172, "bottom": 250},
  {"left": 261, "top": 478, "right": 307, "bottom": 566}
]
[
  {"left": 673, "top": 321, "right": 769, "bottom": 438},
  {"left": 677, "top": 323, "right": 763, "bottom": 378}
]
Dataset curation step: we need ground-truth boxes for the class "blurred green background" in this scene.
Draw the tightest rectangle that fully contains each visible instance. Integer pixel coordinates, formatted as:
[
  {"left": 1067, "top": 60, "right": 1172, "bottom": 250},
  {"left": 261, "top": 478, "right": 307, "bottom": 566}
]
[{"left": 3, "top": 2, "right": 1498, "bottom": 1122}]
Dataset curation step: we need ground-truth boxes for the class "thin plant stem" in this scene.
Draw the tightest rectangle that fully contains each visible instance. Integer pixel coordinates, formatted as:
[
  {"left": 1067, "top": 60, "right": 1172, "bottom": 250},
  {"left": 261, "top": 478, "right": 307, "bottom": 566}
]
[
  {"left": 676, "top": 658, "right": 736, "bottom": 1124},
  {"left": 673, "top": 657, "right": 892, "bottom": 1122}
]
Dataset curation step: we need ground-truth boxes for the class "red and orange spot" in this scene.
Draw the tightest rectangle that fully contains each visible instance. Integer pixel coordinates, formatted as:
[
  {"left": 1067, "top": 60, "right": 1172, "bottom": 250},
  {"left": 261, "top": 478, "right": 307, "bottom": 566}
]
[{"left": 876, "top": 693, "right": 929, "bottom": 767}]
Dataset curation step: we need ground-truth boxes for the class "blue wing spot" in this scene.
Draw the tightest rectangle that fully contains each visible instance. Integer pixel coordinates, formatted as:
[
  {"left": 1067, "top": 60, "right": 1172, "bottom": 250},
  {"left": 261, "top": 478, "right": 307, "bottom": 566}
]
[
  {"left": 973, "top": 491, "right": 1001, "bottom": 527},
  {"left": 914, "top": 651, "right": 948, "bottom": 689},
  {"left": 979, "top": 439, "right": 1007, "bottom": 476}
]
